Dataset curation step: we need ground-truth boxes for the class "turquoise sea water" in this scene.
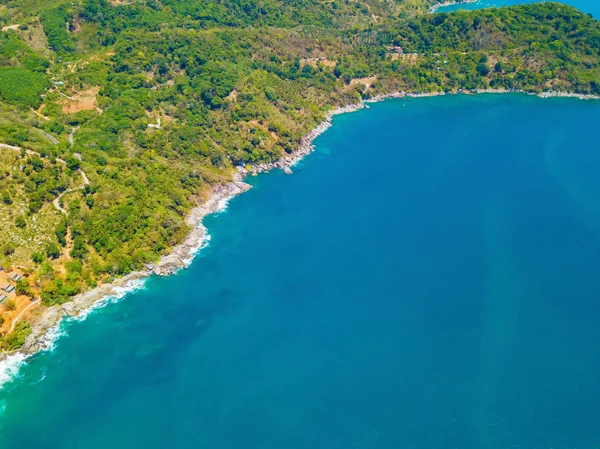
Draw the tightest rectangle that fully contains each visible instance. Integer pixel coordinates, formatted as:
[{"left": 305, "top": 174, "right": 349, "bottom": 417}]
[
  {"left": 435, "top": 0, "right": 600, "bottom": 16},
  {"left": 2, "top": 94, "right": 600, "bottom": 448}
]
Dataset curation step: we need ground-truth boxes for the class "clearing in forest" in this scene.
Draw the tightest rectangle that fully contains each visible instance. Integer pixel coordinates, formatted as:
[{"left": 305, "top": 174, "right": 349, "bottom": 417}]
[{"left": 61, "top": 86, "right": 101, "bottom": 114}]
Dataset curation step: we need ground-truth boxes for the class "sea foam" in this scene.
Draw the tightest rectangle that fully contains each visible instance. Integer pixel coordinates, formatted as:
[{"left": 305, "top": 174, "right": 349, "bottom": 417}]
[
  {"left": 0, "top": 352, "right": 28, "bottom": 390},
  {"left": 0, "top": 276, "right": 148, "bottom": 390}
]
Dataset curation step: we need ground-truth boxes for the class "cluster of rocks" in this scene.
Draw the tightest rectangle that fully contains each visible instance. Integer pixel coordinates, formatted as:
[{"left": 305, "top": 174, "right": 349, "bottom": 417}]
[
  {"left": 153, "top": 179, "right": 252, "bottom": 277},
  {"left": 20, "top": 270, "right": 149, "bottom": 354}
]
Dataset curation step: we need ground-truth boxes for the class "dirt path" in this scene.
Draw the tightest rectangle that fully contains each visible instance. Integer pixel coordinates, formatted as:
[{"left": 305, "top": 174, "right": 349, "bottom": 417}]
[
  {"left": 68, "top": 126, "right": 79, "bottom": 147},
  {"left": 8, "top": 300, "right": 40, "bottom": 334},
  {"left": 52, "top": 171, "right": 89, "bottom": 215},
  {"left": 41, "top": 130, "right": 59, "bottom": 145},
  {"left": 32, "top": 108, "right": 50, "bottom": 121},
  {"left": 52, "top": 195, "right": 68, "bottom": 215},
  {"left": 57, "top": 91, "right": 76, "bottom": 101}
]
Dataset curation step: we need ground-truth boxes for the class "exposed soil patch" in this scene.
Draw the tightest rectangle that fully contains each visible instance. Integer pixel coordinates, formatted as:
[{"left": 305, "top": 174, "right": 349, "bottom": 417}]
[
  {"left": 347, "top": 76, "right": 377, "bottom": 91},
  {"left": 61, "top": 86, "right": 101, "bottom": 114},
  {"left": 300, "top": 58, "right": 337, "bottom": 69}
]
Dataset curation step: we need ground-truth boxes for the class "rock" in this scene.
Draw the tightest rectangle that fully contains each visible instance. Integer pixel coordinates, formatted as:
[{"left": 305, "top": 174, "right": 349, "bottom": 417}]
[
  {"left": 62, "top": 302, "right": 77, "bottom": 316},
  {"left": 283, "top": 166, "right": 293, "bottom": 175},
  {"left": 22, "top": 342, "right": 39, "bottom": 353}
]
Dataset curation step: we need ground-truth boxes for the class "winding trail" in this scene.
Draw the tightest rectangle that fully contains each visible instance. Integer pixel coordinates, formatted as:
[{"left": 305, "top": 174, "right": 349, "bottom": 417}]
[{"left": 52, "top": 169, "right": 89, "bottom": 215}]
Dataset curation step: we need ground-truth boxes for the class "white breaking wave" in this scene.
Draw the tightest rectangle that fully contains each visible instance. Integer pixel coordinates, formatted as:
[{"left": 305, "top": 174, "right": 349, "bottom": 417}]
[
  {"left": 71, "top": 277, "right": 148, "bottom": 323},
  {"left": 0, "top": 183, "right": 236, "bottom": 390},
  {"left": 0, "top": 352, "right": 28, "bottom": 390},
  {"left": 0, "top": 276, "right": 148, "bottom": 390},
  {"left": 214, "top": 196, "right": 231, "bottom": 214},
  {"left": 182, "top": 225, "right": 212, "bottom": 267}
]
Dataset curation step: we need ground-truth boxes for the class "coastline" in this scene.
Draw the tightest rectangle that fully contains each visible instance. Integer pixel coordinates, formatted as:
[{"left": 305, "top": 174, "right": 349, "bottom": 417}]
[
  {"left": 429, "top": 0, "right": 478, "bottom": 13},
  {"left": 1, "top": 86, "right": 598, "bottom": 380}
]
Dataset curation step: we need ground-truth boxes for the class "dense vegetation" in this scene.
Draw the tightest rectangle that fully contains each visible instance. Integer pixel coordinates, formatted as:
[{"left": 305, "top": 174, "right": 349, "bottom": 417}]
[
  {"left": 40, "top": 4, "right": 75, "bottom": 54},
  {"left": 0, "top": 0, "right": 598, "bottom": 346},
  {"left": 0, "top": 67, "right": 49, "bottom": 108},
  {"left": 1, "top": 321, "right": 32, "bottom": 350}
]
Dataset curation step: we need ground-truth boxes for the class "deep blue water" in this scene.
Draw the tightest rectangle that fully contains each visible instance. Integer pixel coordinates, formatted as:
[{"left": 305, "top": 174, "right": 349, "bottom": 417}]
[
  {"left": 435, "top": 0, "right": 600, "bottom": 16},
  {"left": 2, "top": 94, "right": 600, "bottom": 448}
]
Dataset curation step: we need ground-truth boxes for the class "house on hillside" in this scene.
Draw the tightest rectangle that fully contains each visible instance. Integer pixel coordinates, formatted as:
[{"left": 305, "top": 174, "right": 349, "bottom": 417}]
[
  {"left": 387, "top": 45, "right": 404, "bottom": 54},
  {"left": 9, "top": 272, "right": 21, "bottom": 282},
  {"left": 0, "top": 281, "right": 15, "bottom": 294}
]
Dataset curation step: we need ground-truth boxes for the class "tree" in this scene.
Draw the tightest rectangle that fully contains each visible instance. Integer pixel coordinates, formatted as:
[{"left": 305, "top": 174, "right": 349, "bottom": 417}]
[
  {"left": 70, "top": 237, "right": 88, "bottom": 259},
  {"left": 264, "top": 87, "right": 278, "bottom": 102},
  {"left": 32, "top": 252, "right": 44, "bottom": 264},
  {"left": 46, "top": 242, "right": 61, "bottom": 259},
  {"left": 1, "top": 191, "right": 11, "bottom": 205},
  {"left": 16, "top": 278, "right": 31, "bottom": 296},
  {"left": 3, "top": 321, "right": 32, "bottom": 350},
  {"left": 56, "top": 220, "right": 68, "bottom": 246},
  {"left": 476, "top": 63, "right": 490, "bottom": 76},
  {"left": 15, "top": 215, "right": 26, "bottom": 228},
  {"left": 2, "top": 243, "right": 15, "bottom": 256}
]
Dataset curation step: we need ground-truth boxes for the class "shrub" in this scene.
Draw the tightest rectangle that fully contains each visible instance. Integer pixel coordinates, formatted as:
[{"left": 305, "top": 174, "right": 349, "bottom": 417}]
[
  {"left": 15, "top": 215, "right": 26, "bottom": 228},
  {"left": 46, "top": 242, "right": 61, "bottom": 259},
  {"left": 2, "top": 243, "right": 15, "bottom": 256},
  {"left": 3, "top": 321, "right": 32, "bottom": 350}
]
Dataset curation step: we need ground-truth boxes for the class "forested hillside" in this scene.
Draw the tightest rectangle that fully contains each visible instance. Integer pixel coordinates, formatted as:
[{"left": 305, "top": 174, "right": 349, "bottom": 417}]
[{"left": 0, "top": 0, "right": 599, "bottom": 348}]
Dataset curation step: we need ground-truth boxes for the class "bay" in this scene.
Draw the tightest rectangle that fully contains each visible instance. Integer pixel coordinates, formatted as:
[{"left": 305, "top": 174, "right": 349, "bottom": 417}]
[{"left": 1, "top": 94, "right": 600, "bottom": 448}]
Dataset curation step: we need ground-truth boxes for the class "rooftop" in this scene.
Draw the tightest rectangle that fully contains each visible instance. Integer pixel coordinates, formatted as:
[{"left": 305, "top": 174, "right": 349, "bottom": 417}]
[{"left": 0, "top": 282, "right": 15, "bottom": 293}]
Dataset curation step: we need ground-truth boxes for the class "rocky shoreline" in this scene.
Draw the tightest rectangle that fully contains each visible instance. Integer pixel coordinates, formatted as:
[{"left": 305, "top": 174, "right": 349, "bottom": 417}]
[
  {"left": 5, "top": 104, "right": 365, "bottom": 360},
  {"left": 11, "top": 177, "right": 253, "bottom": 357},
  {"left": 3, "top": 87, "right": 598, "bottom": 363},
  {"left": 368, "top": 88, "right": 600, "bottom": 103}
]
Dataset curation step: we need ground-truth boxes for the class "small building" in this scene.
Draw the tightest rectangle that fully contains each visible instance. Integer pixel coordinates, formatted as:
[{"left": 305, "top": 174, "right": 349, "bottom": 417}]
[
  {"left": 9, "top": 272, "right": 22, "bottom": 282},
  {"left": 0, "top": 281, "right": 15, "bottom": 294},
  {"left": 0, "top": 294, "right": 7, "bottom": 303}
]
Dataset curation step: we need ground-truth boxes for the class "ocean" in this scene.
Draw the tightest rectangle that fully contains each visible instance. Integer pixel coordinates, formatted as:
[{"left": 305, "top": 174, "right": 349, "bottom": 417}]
[
  {"left": 435, "top": 0, "right": 600, "bottom": 16},
  {"left": 1, "top": 93, "right": 600, "bottom": 448}
]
